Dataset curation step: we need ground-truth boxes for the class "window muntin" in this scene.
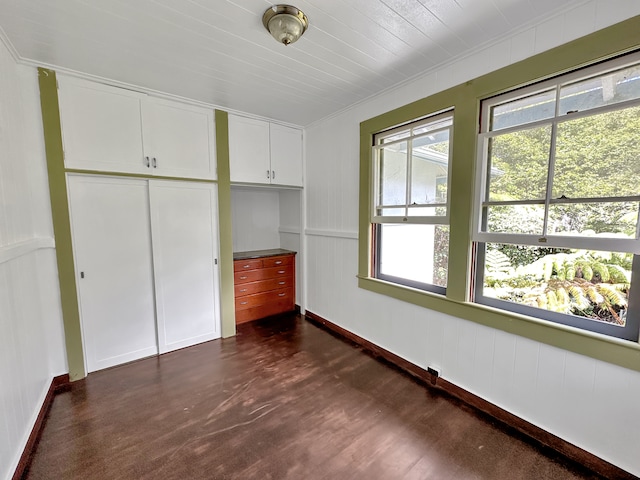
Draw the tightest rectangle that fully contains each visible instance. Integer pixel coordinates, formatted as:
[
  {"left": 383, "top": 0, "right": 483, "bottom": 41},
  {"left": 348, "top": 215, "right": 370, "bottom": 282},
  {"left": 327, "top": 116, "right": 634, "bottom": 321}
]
[
  {"left": 373, "top": 112, "right": 453, "bottom": 292},
  {"left": 475, "top": 52, "right": 640, "bottom": 340}
]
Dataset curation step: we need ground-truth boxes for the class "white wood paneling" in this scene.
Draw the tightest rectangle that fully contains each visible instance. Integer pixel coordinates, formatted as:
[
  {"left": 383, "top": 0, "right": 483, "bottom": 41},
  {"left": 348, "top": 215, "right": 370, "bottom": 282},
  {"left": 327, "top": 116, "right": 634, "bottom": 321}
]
[
  {"left": 0, "top": 37, "right": 65, "bottom": 480},
  {"left": 304, "top": 3, "right": 640, "bottom": 477},
  {"left": 0, "top": 0, "right": 618, "bottom": 125}
]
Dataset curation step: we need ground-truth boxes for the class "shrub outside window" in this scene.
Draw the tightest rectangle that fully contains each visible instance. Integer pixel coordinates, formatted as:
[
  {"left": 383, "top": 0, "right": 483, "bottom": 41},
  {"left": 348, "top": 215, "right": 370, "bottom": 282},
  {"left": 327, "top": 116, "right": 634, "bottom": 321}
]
[
  {"left": 474, "top": 53, "right": 640, "bottom": 340},
  {"left": 372, "top": 111, "right": 453, "bottom": 293}
]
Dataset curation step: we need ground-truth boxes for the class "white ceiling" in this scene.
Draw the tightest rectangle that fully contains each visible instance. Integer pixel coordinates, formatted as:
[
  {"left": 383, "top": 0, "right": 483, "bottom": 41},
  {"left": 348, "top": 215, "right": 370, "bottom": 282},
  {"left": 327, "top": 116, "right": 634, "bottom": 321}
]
[{"left": 0, "top": 0, "right": 589, "bottom": 126}]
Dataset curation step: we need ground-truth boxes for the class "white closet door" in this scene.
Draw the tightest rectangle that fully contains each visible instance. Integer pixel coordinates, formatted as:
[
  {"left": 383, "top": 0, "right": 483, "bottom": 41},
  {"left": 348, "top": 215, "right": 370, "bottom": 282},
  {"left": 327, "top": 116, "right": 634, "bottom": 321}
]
[
  {"left": 149, "top": 180, "right": 220, "bottom": 353},
  {"left": 228, "top": 114, "right": 271, "bottom": 184},
  {"left": 57, "top": 76, "right": 147, "bottom": 174},
  {"left": 67, "top": 175, "right": 157, "bottom": 373},
  {"left": 142, "top": 98, "right": 216, "bottom": 180},
  {"left": 270, "top": 123, "right": 303, "bottom": 187}
]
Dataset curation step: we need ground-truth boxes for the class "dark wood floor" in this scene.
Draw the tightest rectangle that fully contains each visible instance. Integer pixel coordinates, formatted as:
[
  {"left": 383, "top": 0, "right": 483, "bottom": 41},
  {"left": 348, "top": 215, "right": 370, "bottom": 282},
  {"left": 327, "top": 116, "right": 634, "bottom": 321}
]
[{"left": 25, "top": 314, "right": 603, "bottom": 480}]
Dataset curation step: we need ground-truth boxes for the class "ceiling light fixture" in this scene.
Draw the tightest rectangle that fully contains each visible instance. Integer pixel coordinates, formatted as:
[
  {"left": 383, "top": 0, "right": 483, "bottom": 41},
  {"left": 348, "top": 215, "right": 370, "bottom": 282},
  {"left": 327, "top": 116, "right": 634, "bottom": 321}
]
[{"left": 262, "top": 5, "right": 308, "bottom": 46}]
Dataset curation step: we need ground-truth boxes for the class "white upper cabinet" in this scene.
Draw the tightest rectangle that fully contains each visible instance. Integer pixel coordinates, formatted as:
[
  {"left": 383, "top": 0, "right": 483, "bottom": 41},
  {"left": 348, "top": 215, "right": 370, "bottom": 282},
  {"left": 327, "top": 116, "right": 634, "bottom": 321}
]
[
  {"left": 228, "top": 114, "right": 271, "bottom": 184},
  {"left": 58, "top": 76, "right": 147, "bottom": 174},
  {"left": 142, "top": 98, "right": 216, "bottom": 180},
  {"left": 270, "top": 123, "right": 303, "bottom": 187},
  {"left": 57, "top": 75, "right": 216, "bottom": 180},
  {"left": 228, "top": 114, "right": 303, "bottom": 187}
]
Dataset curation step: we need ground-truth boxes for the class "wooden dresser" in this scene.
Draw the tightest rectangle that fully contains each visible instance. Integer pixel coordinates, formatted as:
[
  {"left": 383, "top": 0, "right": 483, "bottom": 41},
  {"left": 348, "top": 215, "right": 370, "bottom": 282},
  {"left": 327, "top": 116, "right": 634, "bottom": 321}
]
[{"left": 233, "top": 249, "right": 296, "bottom": 324}]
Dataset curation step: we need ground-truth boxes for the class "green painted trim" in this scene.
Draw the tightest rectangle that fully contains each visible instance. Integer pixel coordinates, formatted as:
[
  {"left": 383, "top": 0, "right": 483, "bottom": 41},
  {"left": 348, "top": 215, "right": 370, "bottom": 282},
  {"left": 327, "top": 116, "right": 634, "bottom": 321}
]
[
  {"left": 214, "top": 110, "right": 236, "bottom": 338},
  {"left": 65, "top": 168, "right": 218, "bottom": 184},
  {"left": 358, "top": 16, "right": 640, "bottom": 372},
  {"left": 38, "top": 68, "right": 86, "bottom": 381}
]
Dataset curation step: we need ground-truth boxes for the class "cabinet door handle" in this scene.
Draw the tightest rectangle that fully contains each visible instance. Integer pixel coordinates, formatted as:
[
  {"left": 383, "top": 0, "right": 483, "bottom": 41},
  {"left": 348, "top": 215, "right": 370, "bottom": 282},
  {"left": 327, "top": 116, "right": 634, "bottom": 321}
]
[
  {"left": 274, "top": 260, "right": 282, "bottom": 265},
  {"left": 278, "top": 293, "right": 286, "bottom": 297},
  {"left": 144, "top": 156, "right": 150, "bottom": 167},
  {"left": 240, "top": 276, "right": 248, "bottom": 280},
  {"left": 278, "top": 281, "right": 285, "bottom": 285},
  {"left": 240, "top": 288, "right": 247, "bottom": 292},
  {"left": 278, "top": 270, "right": 285, "bottom": 274},
  {"left": 272, "top": 170, "right": 275, "bottom": 180},
  {"left": 240, "top": 301, "right": 248, "bottom": 305},
  {"left": 267, "top": 170, "right": 270, "bottom": 179},
  {"left": 152, "top": 157, "right": 157, "bottom": 168}
]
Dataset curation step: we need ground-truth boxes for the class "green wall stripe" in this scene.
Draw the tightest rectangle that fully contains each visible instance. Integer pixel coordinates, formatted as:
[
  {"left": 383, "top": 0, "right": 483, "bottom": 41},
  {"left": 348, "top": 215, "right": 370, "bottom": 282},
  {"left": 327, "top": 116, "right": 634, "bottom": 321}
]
[
  {"left": 38, "top": 68, "right": 86, "bottom": 381},
  {"left": 214, "top": 110, "right": 237, "bottom": 338},
  {"left": 358, "top": 16, "right": 640, "bottom": 372}
]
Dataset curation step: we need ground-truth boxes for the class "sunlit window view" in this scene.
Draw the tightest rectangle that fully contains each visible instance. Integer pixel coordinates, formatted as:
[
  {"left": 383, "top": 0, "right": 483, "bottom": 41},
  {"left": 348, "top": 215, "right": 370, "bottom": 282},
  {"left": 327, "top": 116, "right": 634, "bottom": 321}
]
[
  {"left": 373, "top": 112, "right": 453, "bottom": 293},
  {"left": 476, "top": 55, "right": 640, "bottom": 339},
  {"left": 481, "top": 244, "right": 632, "bottom": 326}
]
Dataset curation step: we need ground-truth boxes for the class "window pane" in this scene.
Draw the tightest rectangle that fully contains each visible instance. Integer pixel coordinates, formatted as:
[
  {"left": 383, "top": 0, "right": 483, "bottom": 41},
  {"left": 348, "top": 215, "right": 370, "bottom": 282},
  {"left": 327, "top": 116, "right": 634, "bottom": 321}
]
[
  {"left": 490, "top": 89, "right": 556, "bottom": 131},
  {"left": 548, "top": 202, "right": 639, "bottom": 238},
  {"left": 487, "top": 125, "right": 551, "bottom": 201},
  {"left": 482, "top": 243, "right": 633, "bottom": 326},
  {"left": 553, "top": 106, "right": 640, "bottom": 199},
  {"left": 407, "top": 205, "right": 447, "bottom": 217},
  {"left": 411, "top": 130, "right": 450, "bottom": 205},
  {"left": 378, "top": 142, "right": 407, "bottom": 206},
  {"left": 559, "top": 63, "right": 640, "bottom": 115},
  {"left": 485, "top": 204, "right": 545, "bottom": 235},
  {"left": 378, "top": 224, "right": 449, "bottom": 287}
]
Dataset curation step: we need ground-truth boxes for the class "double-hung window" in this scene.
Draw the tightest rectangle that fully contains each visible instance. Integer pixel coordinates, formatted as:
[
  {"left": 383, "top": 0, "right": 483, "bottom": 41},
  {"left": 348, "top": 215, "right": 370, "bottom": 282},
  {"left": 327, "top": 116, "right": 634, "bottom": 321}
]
[
  {"left": 372, "top": 111, "right": 453, "bottom": 294},
  {"left": 474, "top": 52, "right": 640, "bottom": 340}
]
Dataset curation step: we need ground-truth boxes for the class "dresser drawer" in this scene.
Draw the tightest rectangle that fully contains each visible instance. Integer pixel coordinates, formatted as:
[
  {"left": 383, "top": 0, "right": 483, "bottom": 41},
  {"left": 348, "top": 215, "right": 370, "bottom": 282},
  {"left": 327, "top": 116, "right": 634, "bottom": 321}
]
[
  {"left": 234, "top": 265, "right": 293, "bottom": 284},
  {"left": 235, "top": 287, "right": 293, "bottom": 311},
  {"left": 235, "top": 277, "right": 294, "bottom": 297},
  {"left": 234, "top": 258, "right": 263, "bottom": 272},
  {"left": 262, "top": 255, "right": 293, "bottom": 268}
]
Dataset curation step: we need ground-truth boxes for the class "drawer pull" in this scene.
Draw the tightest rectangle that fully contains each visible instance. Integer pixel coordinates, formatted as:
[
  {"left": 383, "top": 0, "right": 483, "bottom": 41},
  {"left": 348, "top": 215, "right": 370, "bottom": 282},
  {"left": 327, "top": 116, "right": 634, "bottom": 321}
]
[
  {"left": 240, "top": 276, "right": 248, "bottom": 280},
  {"left": 243, "top": 264, "right": 251, "bottom": 269},
  {"left": 240, "top": 301, "right": 248, "bottom": 305},
  {"left": 278, "top": 293, "right": 286, "bottom": 297},
  {"left": 240, "top": 288, "right": 247, "bottom": 292},
  {"left": 274, "top": 260, "right": 282, "bottom": 265},
  {"left": 278, "top": 270, "right": 285, "bottom": 274},
  {"left": 278, "top": 281, "right": 286, "bottom": 285}
]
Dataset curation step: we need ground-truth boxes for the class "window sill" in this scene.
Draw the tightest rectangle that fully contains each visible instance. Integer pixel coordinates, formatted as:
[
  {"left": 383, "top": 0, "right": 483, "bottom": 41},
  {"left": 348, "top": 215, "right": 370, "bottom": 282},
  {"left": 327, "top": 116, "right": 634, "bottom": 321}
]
[{"left": 357, "top": 275, "right": 640, "bottom": 372}]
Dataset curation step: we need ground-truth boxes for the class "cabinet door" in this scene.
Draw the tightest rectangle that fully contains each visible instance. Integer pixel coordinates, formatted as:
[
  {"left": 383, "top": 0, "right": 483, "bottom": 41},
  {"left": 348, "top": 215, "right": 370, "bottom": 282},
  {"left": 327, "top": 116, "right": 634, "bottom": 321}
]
[
  {"left": 228, "top": 114, "right": 271, "bottom": 184},
  {"left": 67, "top": 175, "right": 157, "bottom": 373},
  {"left": 58, "top": 76, "right": 148, "bottom": 174},
  {"left": 142, "top": 98, "right": 216, "bottom": 180},
  {"left": 270, "top": 123, "right": 303, "bottom": 187},
  {"left": 149, "top": 180, "right": 220, "bottom": 353}
]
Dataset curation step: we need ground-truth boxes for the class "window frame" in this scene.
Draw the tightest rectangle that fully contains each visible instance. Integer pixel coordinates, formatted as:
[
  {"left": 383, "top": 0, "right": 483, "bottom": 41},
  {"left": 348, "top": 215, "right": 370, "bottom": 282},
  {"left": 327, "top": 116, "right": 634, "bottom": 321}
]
[
  {"left": 371, "top": 111, "right": 454, "bottom": 294},
  {"left": 472, "top": 52, "right": 640, "bottom": 341},
  {"left": 358, "top": 17, "right": 640, "bottom": 373}
]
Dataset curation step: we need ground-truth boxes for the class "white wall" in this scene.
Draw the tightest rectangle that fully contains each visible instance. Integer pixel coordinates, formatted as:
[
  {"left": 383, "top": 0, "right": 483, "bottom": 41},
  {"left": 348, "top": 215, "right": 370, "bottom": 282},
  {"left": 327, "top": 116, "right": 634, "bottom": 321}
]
[
  {"left": 230, "top": 187, "right": 281, "bottom": 252},
  {"left": 304, "top": 2, "right": 640, "bottom": 476},
  {"left": 0, "top": 39, "right": 67, "bottom": 480}
]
